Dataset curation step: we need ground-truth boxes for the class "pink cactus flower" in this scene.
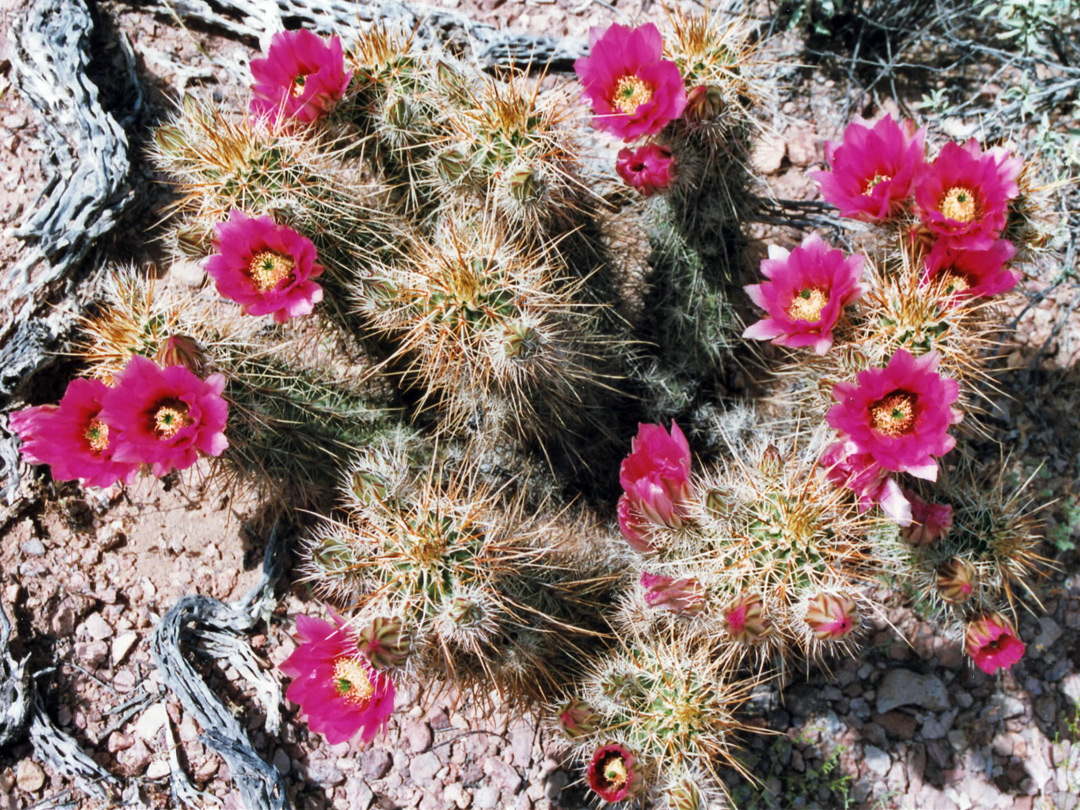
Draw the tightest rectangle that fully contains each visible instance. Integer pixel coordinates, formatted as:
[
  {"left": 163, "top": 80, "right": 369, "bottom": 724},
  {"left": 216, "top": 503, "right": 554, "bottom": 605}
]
[
  {"left": 804, "top": 591, "right": 859, "bottom": 641},
  {"left": 587, "top": 743, "right": 644, "bottom": 803},
  {"left": 922, "top": 238, "right": 1020, "bottom": 301},
  {"left": 8, "top": 378, "right": 140, "bottom": 489},
  {"left": 639, "top": 572, "right": 705, "bottom": 615},
  {"left": 615, "top": 143, "right": 676, "bottom": 196},
  {"left": 280, "top": 611, "right": 395, "bottom": 744},
  {"left": 99, "top": 355, "right": 229, "bottom": 478},
  {"left": 619, "top": 421, "right": 694, "bottom": 528},
  {"left": 965, "top": 613, "right": 1025, "bottom": 675},
  {"left": 249, "top": 29, "right": 352, "bottom": 124},
  {"left": 900, "top": 490, "right": 953, "bottom": 545},
  {"left": 743, "top": 233, "right": 868, "bottom": 355},
  {"left": 914, "top": 139, "right": 1023, "bottom": 251},
  {"left": 821, "top": 440, "right": 913, "bottom": 526},
  {"left": 827, "top": 350, "right": 962, "bottom": 481},
  {"left": 616, "top": 493, "right": 657, "bottom": 553},
  {"left": 206, "top": 210, "right": 324, "bottom": 323},
  {"left": 812, "top": 114, "right": 926, "bottom": 221},
  {"left": 723, "top": 593, "right": 771, "bottom": 644},
  {"left": 574, "top": 23, "right": 688, "bottom": 141}
]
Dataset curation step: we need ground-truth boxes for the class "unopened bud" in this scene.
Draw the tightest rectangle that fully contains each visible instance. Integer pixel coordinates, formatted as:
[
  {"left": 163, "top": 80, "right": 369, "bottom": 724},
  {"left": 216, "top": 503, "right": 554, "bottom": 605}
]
[
  {"left": 359, "top": 616, "right": 411, "bottom": 671},
  {"left": 348, "top": 467, "right": 389, "bottom": 505},
  {"left": 436, "top": 148, "right": 471, "bottom": 184},
  {"left": 447, "top": 597, "right": 483, "bottom": 628},
  {"left": 501, "top": 322, "right": 542, "bottom": 360},
  {"left": 723, "top": 592, "right": 771, "bottom": 644},
  {"left": 670, "top": 779, "right": 704, "bottom": 810},
  {"left": 556, "top": 699, "right": 598, "bottom": 739},
  {"left": 760, "top": 445, "right": 783, "bottom": 476},
  {"left": 685, "top": 84, "right": 726, "bottom": 123},
  {"left": 804, "top": 591, "right": 859, "bottom": 641},
  {"left": 156, "top": 335, "right": 208, "bottom": 377},
  {"left": 509, "top": 167, "right": 543, "bottom": 204},
  {"left": 937, "top": 557, "right": 976, "bottom": 603}
]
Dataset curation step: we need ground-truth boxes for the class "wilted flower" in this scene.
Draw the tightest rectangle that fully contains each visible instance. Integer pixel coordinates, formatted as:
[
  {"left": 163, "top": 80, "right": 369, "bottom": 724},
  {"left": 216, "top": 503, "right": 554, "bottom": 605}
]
[
  {"left": 206, "top": 210, "right": 324, "bottom": 323},
  {"left": 619, "top": 421, "right": 694, "bottom": 528},
  {"left": 250, "top": 29, "right": 352, "bottom": 124},
  {"left": 922, "top": 239, "right": 1020, "bottom": 301},
  {"left": 900, "top": 490, "right": 953, "bottom": 545},
  {"left": 827, "top": 350, "right": 962, "bottom": 481},
  {"left": 804, "top": 591, "right": 859, "bottom": 641},
  {"left": 615, "top": 143, "right": 676, "bottom": 196},
  {"left": 723, "top": 593, "right": 771, "bottom": 644},
  {"left": 743, "top": 233, "right": 868, "bottom": 355},
  {"left": 914, "top": 139, "right": 1023, "bottom": 251},
  {"left": 8, "top": 378, "right": 140, "bottom": 489},
  {"left": 574, "top": 23, "right": 687, "bottom": 140},
  {"left": 821, "top": 440, "right": 912, "bottom": 526},
  {"left": 937, "top": 557, "right": 977, "bottom": 603},
  {"left": 811, "top": 114, "right": 925, "bottom": 221},
  {"left": 587, "top": 743, "right": 645, "bottom": 802},
  {"left": 99, "top": 355, "right": 229, "bottom": 477},
  {"left": 639, "top": 572, "right": 705, "bottom": 615},
  {"left": 358, "top": 617, "right": 410, "bottom": 671},
  {"left": 280, "top": 611, "right": 395, "bottom": 744},
  {"left": 557, "top": 699, "right": 598, "bottom": 739},
  {"left": 965, "top": 613, "right": 1025, "bottom": 675}
]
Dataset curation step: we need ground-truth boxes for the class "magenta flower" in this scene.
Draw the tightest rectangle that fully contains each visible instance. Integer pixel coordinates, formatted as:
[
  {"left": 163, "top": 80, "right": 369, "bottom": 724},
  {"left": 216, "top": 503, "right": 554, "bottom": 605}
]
[
  {"left": 827, "top": 350, "right": 961, "bottom": 481},
  {"left": 616, "top": 143, "right": 676, "bottom": 196},
  {"left": 280, "top": 611, "right": 395, "bottom": 744},
  {"left": 900, "top": 490, "right": 953, "bottom": 545},
  {"left": 811, "top": 114, "right": 925, "bottom": 221},
  {"left": 804, "top": 591, "right": 859, "bottom": 641},
  {"left": 821, "top": 440, "right": 912, "bottom": 526},
  {"left": 619, "top": 421, "right": 694, "bottom": 528},
  {"left": 965, "top": 613, "right": 1025, "bottom": 675},
  {"left": 8, "top": 378, "right": 140, "bottom": 489},
  {"left": 914, "top": 139, "right": 1023, "bottom": 251},
  {"left": 923, "top": 238, "right": 1020, "bottom": 301},
  {"left": 743, "top": 233, "right": 868, "bottom": 355},
  {"left": 206, "top": 210, "right": 324, "bottom": 323},
  {"left": 639, "top": 572, "right": 705, "bottom": 615},
  {"left": 574, "top": 23, "right": 687, "bottom": 141},
  {"left": 250, "top": 29, "right": 352, "bottom": 124},
  {"left": 99, "top": 355, "right": 229, "bottom": 477},
  {"left": 587, "top": 743, "right": 644, "bottom": 802}
]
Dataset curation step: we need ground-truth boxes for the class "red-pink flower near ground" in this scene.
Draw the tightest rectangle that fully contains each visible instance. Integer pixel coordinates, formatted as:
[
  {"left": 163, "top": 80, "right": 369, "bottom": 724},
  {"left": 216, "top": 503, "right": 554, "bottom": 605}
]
[
  {"left": 965, "top": 613, "right": 1025, "bottom": 675},
  {"left": 206, "top": 210, "right": 324, "bottom": 323},
  {"left": 827, "top": 349, "right": 962, "bottom": 481},
  {"left": 280, "top": 611, "right": 395, "bottom": 745},
  {"left": 743, "top": 233, "right": 868, "bottom": 355},
  {"left": 914, "top": 139, "right": 1023, "bottom": 251},
  {"left": 804, "top": 591, "right": 859, "bottom": 641},
  {"left": 821, "top": 440, "right": 912, "bottom": 525},
  {"left": 99, "top": 355, "right": 229, "bottom": 477},
  {"left": 922, "top": 238, "right": 1020, "bottom": 301},
  {"left": 723, "top": 593, "right": 771, "bottom": 644},
  {"left": 900, "top": 490, "right": 953, "bottom": 545},
  {"left": 616, "top": 493, "right": 657, "bottom": 553},
  {"left": 249, "top": 29, "right": 352, "bottom": 124},
  {"left": 615, "top": 143, "right": 676, "bottom": 196},
  {"left": 587, "top": 743, "right": 644, "bottom": 803},
  {"left": 573, "top": 23, "right": 687, "bottom": 141},
  {"left": 619, "top": 421, "right": 694, "bottom": 528},
  {"left": 639, "top": 572, "right": 705, "bottom": 615},
  {"left": 811, "top": 114, "right": 926, "bottom": 221},
  {"left": 8, "top": 378, "right": 140, "bottom": 489}
]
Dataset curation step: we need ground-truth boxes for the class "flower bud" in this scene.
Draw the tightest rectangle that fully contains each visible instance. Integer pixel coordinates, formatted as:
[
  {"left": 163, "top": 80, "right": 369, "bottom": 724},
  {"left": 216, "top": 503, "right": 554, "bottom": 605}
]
[
  {"left": 156, "top": 335, "right": 209, "bottom": 378},
  {"left": 509, "top": 167, "right": 544, "bottom": 204},
  {"left": 760, "top": 444, "right": 783, "bottom": 476},
  {"left": 937, "top": 557, "right": 976, "bottom": 603},
  {"left": 359, "top": 616, "right": 411, "bottom": 671},
  {"left": 670, "top": 779, "right": 704, "bottom": 810},
  {"left": 723, "top": 592, "right": 771, "bottom": 644},
  {"left": 704, "top": 487, "right": 735, "bottom": 518},
  {"left": 684, "top": 84, "right": 725, "bottom": 123},
  {"left": 500, "top": 322, "right": 542, "bottom": 360},
  {"left": 640, "top": 572, "right": 705, "bottom": 615},
  {"left": 556, "top": 699, "right": 598, "bottom": 739},
  {"left": 804, "top": 591, "right": 859, "bottom": 641},
  {"left": 436, "top": 148, "right": 471, "bottom": 184}
]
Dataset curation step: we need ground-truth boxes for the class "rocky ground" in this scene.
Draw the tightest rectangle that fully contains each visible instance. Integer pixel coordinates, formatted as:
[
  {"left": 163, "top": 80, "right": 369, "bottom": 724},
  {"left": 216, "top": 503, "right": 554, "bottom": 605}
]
[{"left": 2, "top": 1, "right": 1080, "bottom": 809}]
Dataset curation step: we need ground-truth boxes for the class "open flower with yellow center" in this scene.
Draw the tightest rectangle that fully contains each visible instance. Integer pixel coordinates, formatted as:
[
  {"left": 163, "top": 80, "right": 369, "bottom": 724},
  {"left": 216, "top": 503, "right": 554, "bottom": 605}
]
[
  {"left": 99, "top": 354, "right": 228, "bottom": 478},
  {"left": 922, "top": 239, "right": 1020, "bottom": 303},
  {"left": 586, "top": 743, "right": 644, "bottom": 803},
  {"left": 280, "top": 610, "right": 395, "bottom": 745},
  {"left": 8, "top": 378, "right": 139, "bottom": 489},
  {"left": 573, "top": 23, "right": 687, "bottom": 140},
  {"left": 914, "top": 138, "right": 1022, "bottom": 251},
  {"left": 827, "top": 349, "right": 961, "bottom": 481},
  {"left": 206, "top": 210, "right": 324, "bottom": 323},
  {"left": 743, "top": 233, "right": 868, "bottom": 355},
  {"left": 811, "top": 113, "right": 926, "bottom": 221},
  {"left": 249, "top": 29, "right": 351, "bottom": 125}
]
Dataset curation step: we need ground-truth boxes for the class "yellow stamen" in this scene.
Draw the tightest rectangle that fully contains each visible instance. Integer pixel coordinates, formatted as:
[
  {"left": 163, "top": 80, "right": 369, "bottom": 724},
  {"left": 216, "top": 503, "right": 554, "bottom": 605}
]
[
  {"left": 153, "top": 404, "right": 192, "bottom": 440},
  {"left": 938, "top": 271, "right": 971, "bottom": 296},
  {"left": 939, "top": 186, "right": 977, "bottom": 223},
  {"left": 869, "top": 391, "right": 917, "bottom": 437},
  {"left": 85, "top": 418, "right": 109, "bottom": 453},
  {"left": 863, "top": 173, "right": 890, "bottom": 194},
  {"left": 613, "top": 75, "right": 654, "bottom": 115},
  {"left": 332, "top": 657, "right": 375, "bottom": 707},
  {"left": 292, "top": 74, "right": 308, "bottom": 98},
  {"left": 786, "top": 287, "right": 828, "bottom": 322},
  {"left": 602, "top": 754, "right": 628, "bottom": 788},
  {"left": 248, "top": 250, "right": 295, "bottom": 293}
]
